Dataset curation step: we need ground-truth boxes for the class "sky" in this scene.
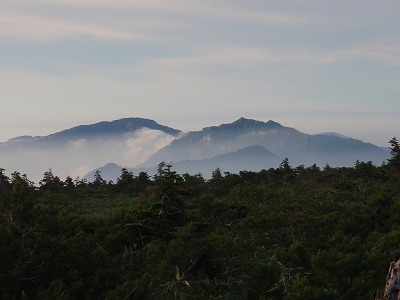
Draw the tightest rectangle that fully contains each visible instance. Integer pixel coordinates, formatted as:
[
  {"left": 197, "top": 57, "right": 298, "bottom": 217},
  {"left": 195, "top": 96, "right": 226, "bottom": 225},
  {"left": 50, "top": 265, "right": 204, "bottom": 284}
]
[{"left": 1, "top": 0, "right": 399, "bottom": 146}]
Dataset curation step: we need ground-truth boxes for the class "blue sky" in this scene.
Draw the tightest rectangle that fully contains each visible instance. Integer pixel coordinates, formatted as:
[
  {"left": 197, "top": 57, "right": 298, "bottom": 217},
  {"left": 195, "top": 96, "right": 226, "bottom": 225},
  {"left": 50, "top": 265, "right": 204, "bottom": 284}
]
[{"left": 1, "top": 0, "right": 399, "bottom": 146}]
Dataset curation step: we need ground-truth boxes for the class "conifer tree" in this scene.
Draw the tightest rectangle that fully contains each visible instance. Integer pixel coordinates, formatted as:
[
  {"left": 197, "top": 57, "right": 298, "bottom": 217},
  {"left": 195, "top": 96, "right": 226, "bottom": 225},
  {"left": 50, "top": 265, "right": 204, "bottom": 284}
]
[{"left": 388, "top": 137, "right": 400, "bottom": 169}]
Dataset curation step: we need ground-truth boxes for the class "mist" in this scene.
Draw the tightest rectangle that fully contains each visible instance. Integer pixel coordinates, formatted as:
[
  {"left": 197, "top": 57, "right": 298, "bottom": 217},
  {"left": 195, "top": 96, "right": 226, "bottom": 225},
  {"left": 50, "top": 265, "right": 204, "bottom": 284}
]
[{"left": 0, "top": 128, "right": 178, "bottom": 184}]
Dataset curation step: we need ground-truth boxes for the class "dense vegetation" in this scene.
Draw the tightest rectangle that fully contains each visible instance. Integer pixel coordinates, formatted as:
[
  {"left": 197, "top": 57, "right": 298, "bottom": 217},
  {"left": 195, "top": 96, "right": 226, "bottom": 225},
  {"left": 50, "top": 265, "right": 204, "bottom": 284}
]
[{"left": 1, "top": 138, "right": 400, "bottom": 299}]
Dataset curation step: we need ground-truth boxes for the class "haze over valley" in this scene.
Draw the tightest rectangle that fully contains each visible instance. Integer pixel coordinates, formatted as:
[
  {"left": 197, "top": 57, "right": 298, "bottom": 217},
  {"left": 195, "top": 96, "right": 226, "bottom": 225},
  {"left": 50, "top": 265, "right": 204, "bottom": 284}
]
[{"left": 0, "top": 117, "right": 390, "bottom": 183}]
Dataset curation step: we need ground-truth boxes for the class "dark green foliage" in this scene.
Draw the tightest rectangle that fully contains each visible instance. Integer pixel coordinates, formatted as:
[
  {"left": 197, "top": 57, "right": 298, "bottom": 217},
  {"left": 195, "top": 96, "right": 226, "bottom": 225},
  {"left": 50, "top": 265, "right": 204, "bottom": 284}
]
[
  {"left": 92, "top": 170, "right": 106, "bottom": 187},
  {"left": 388, "top": 137, "right": 400, "bottom": 170},
  {"left": 0, "top": 156, "right": 398, "bottom": 299},
  {"left": 0, "top": 168, "right": 11, "bottom": 192},
  {"left": 39, "top": 168, "right": 64, "bottom": 192},
  {"left": 115, "top": 168, "right": 152, "bottom": 195},
  {"left": 116, "top": 168, "right": 135, "bottom": 191}
]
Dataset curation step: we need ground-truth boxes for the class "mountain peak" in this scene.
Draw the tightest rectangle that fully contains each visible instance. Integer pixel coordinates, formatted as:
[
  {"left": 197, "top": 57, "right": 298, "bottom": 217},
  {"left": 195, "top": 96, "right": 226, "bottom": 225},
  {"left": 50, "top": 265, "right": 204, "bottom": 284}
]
[
  {"left": 231, "top": 117, "right": 283, "bottom": 129},
  {"left": 204, "top": 118, "right": 284, "bottom": 132},
  {"left": 46, "top": 117, "right": 181, "bottom": 140},
  {"left": 265, "top": 120, "right": 283, "bottom": 127}
]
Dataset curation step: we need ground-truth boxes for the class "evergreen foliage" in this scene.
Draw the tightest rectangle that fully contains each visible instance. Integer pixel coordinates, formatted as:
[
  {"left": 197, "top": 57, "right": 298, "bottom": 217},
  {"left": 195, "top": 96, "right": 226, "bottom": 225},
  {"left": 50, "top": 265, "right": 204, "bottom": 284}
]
[{"left": 388, "top": 137, "right": 400, "bottom": 170}]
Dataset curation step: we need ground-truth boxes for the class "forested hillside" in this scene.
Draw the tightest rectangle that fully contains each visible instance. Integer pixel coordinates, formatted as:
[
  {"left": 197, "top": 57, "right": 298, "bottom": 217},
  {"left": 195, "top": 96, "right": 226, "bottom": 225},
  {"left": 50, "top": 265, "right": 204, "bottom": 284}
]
[{"left": 1, "top": 138, "right": 400, "bottom": 299}]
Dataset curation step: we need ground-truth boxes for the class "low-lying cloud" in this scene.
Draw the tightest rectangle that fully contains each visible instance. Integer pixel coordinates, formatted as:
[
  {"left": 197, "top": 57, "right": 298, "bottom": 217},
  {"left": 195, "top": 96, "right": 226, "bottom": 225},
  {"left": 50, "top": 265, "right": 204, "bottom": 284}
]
[
  {"left": 68, "top": 138, "right": 88, "bottom": 150},
  {"left": 0, "top": 127, "right": 178, "bottom": 184},
  {"left": 121, "top": 128, "right": 178, "bottom": 166}
]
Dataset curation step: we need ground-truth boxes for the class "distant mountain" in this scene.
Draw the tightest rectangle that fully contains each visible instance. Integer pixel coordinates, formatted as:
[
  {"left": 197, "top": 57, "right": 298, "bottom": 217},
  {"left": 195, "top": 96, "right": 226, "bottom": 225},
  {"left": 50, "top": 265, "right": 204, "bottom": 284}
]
[
  {"left": 140, "top": 117, "right": 306, "bottom": 167},
  {"left": 140, "top": 117, "right": 388, "bottom": 169},
  {"left": 0, "top": 118, "right": 181, "bottom": 183},
  {"left": 0, "top": 118, "right": 180, "bottom": 150},
  {"left": 1, "top": 116, "right": 390, "bottom": 183},
  {"left": 169, "top": 145, "right": 281, "bottom": 177},
  {"left": 0, "top": 135, "right": 37, "bottom": 148},
  {"left": 85, "top": 145, "right": 282, "bottom": 181},
  {"left": 299, "top": 134, "right": 387, "bottom": 166},
  {"left": 85, "top": 163, "right": 123, "bottom": 182},
  {"left": 42, "top": 118, "right": 180, "bottom": 143},
  {"left": 316, "top": 132, "right": 350, "bottom": 139}
]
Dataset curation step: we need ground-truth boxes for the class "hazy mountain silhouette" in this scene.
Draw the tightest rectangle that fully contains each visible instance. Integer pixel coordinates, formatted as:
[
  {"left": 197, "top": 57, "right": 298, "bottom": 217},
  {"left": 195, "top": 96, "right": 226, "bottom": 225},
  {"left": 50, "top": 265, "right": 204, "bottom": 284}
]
[
  {"left": 0, "top": 118, "right": 181, "bottom": 183},
  {"left": 1, "top": 117, "right": 390, "bottom": 183},
  {"left": 42, "top": 118, "right": 181, "bottom": 143},
  {"left": 1, "top": 118, "right": 180, "bottom": 150},
  {"left": 169, "top": 145, "right": 282, "bottom": 177},
  {"left": 316, "top": 132, "right": 351, "bottom": 139},
  {"left": 85, "top": 163, "right": 123, "bottom": 182},
  {"left": 85, "top": 144, "right": 282, "bottom": 181},
  {"left": 139, "top": 117, "right": 388, "bottom": 169},
  {"left": 139, "top": 117, "right": 305, "bottom": 167}
]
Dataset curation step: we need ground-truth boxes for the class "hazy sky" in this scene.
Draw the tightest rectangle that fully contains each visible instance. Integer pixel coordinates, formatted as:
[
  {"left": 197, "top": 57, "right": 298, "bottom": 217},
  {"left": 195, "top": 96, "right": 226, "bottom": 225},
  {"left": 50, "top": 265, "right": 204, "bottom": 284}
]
[{"left": 1, "top": 0, "right": 399, "bottom": 146}]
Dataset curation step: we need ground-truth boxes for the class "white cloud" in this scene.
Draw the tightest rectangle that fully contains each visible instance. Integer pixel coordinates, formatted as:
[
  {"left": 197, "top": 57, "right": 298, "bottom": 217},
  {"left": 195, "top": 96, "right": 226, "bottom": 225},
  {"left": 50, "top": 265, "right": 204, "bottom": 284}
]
[
  {"left": 137, "top": 35, "right": 400, "bottom": 79},
  {"left": 202, "top": 135, "right": 212, "bottom": 144},
  {"left": 0, "top": 12, "right": 135, "bottom": 41},
  {"left": 0, "top": 1, "right": 314, "bottom": 43},
  {"left": 121, "top": 128, "right": 177, "bottom": 166},
  {"left": 68, "top": 138, "right": 88, "bottom": 150},
  {"left": 338, "top": 35, "right": 400, "bottom": 66}
]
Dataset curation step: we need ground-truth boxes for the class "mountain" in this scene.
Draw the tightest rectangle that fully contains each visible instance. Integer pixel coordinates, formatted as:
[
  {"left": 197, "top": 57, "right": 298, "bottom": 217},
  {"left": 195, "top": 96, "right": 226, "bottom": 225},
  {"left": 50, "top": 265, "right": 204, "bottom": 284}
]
[
  {"left": 169, "top": 145, "right": 282, "bottom": 177},
  {"left": 199, "top": 144, "right": 280, "bottom": 167},
  {"left": 140, "top": 117, "right": 388, "bottom": 169},
  {"left": 85, "top": 117, "right": 389, "bottom": 182},
  {"left": 0, "top": 118, "right": 180, "bottom": 149},
  {"left": 316, "top": 132, "right": 350, "bottom": 139},
  {"left": 300, "top": 134, "right": 386, "bottom": 166},
  {"left": 0, "top": 118, "right": 181, "bottom": 183},
  {"left": 42, "top": 118, "right": 180, "bottom": 144},
  {"left": 0, "top": 135, "right": 37, "bottom": 147},
  {"left": 140, "top": 117, "right": 305, "bottom": 167},
  {"left": 85, "top": 163, "right": 124, "bottom": 182},
  {"left": 85, "top": 145, "right": 282, "bottom": 181},
  {"left": 1, "top": 116, "right": 390, "bottom": 183}
]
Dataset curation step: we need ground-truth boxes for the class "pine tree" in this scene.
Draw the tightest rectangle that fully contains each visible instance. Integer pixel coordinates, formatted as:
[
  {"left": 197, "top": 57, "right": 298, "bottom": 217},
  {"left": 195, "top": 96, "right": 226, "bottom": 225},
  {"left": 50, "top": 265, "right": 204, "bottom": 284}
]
[{"left": 388, "top": 137, "right": 400, "bottom": 169}]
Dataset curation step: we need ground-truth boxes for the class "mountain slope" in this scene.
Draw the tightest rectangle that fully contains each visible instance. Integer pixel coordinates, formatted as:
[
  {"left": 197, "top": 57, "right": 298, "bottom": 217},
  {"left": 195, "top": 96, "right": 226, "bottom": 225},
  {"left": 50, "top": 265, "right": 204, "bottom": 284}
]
[
  {"left": 0, "top": 118, "right": 180, "bottom": 149},
  {"left": 170, "top": 144, "right": 282, "bottom": 177},
  {"left": 85, "top": 145, "right": 282, "bottom": 181},
  {"left": 43, "top": 118, "right": 181, "bottom": 143},
  {"left": 316, "top": 132, "right": 350, "bottom": 139},
  {"left": 141, "top": 117, "right": 388, "bottom": 168},
  {"left": 140, "top": 117, "right": 306, "bottom": 167},
  {"left": 1, "top": 116, "right": 390, "bottom": 183},
  {"left": 0, "top": 118, "right": 181, "bottom": 183},
  {"left": 295, "top": 135, "right": 387, "bottom": 166}
]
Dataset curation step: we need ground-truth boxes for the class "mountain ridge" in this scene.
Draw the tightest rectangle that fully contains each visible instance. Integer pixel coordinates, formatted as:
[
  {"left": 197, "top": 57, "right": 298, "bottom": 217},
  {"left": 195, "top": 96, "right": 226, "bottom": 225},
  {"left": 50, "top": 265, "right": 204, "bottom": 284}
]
[
  {"left": 0, "top": 117, "right": 182, "bottom": 182},
  {"left": 138, "top": 117, "right": 388, "bottom": 171},
  {"left": 44, "top": 117, "right": 181, "bottom": 140},
  {"left": 202, "top": 117, "right": 285, "bottom": 131},
  {"left": 84, "top": 144, "right": 282, "bottom": 181},
  {"left": 139, "top": 117, "right": 306, "bottom": 167},
  {"left": 1, "top": 118, "right": 181, "bottom": 147},
  {"left": 0, "top": 116, "right": 391, "bottom": 183}
]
